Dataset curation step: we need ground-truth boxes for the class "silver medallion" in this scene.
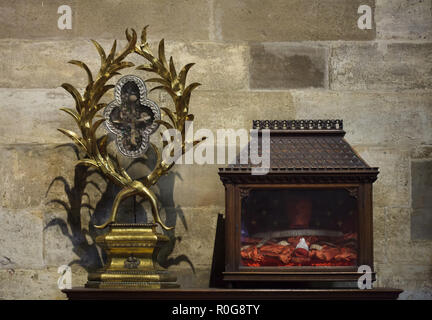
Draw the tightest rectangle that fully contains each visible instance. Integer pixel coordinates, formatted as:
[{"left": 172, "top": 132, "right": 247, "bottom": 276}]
[{"left": 104, "top": 75, "right": 161, "bottom": 158}]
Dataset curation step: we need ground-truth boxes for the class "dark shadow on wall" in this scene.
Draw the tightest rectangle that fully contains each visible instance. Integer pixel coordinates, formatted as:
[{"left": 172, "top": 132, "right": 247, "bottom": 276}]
[
  {"left": 209, "top": 213, "right": 226, "bottom": 288},
  {"left": 155, "top": 171, "right": 195, "bottom": 273},
  {"left": 131, "top": 154, "right": 195, "bottom": 273},
  {"left": 45, "top": 144, "right": 107, "bottom": 271},
  {"left": 45, "top": 143, "right": 195, "bottom": 274}
]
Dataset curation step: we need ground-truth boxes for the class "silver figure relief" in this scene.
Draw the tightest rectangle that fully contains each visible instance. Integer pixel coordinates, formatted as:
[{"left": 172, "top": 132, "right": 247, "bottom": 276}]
[{"left": 104, "top": 75, "right": 161, "bottom": 158}]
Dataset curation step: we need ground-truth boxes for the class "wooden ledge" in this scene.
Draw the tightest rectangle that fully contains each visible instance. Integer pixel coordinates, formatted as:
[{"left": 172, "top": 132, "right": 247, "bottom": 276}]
[{"left": 63, "top": 287, "right": 402, "bottom": 300}]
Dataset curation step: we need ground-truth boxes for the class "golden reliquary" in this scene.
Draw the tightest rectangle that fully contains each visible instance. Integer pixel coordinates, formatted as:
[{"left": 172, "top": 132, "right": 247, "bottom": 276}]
[{"left": 58, "top": 26, "right": 203, "bottom": 288}]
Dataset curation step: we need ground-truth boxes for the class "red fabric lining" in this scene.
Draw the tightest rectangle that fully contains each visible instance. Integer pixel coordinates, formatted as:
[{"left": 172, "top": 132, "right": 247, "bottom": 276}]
[{"left": 241, "top": 234, "right": 357, "bottom": 267}]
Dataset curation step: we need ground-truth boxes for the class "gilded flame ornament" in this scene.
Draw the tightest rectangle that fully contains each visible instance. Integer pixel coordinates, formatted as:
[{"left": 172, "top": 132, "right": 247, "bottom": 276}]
[
  {"left": 59, "top": 26, "right": 202, "bottom": 230},
  {"left": 58, "top": 26, "right": 203, "bottom": 288}
]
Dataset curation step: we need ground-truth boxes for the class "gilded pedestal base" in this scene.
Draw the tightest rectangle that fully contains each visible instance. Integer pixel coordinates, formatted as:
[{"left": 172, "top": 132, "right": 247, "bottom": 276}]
[{"left": 86, "top": 223, "right": 179, "bottom": 289}]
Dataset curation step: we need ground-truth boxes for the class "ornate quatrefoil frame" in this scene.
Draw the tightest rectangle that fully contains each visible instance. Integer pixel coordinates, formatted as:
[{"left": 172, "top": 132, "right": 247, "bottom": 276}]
[{"left": 104, "top": 75, "right": 161, "bottom": 158}]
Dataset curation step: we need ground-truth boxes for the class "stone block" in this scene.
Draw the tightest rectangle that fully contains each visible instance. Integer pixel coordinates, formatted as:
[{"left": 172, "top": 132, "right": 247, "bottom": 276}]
[
  {"left": 355, "top": 147, "right": 410, "bottom": 208},
  {"left": 214, "top": 0, "right": 375, "bottom": 41},
  {"left": 79, "top": 153, "right": 226, "bottom": 211},
  {"left": 0, "top": 144, "right": 90, "bottom": 210},
  {"left": 133, "top": 41, "right": 249, "bottom": 91},
  {"left": 0, "top": 142, "right": 142, "bottom": 219},
  {"left": 385, "top": 239, "right": 432, "bottom": 266},
  {"left": 0, "top": 88, "right": 79, "bottom": 144},
  {"left": 158, "top": 206, "right": 222, "bottom": 268},
  {"left": 376, "top": 0, "right": 432, "bottom": 40},
  {"left": 157, "top": 165, "right": 225, "bottom": 208},
  {"left": 43, "top": 210, "right": 105, "bottom": 269},
  {"left": 0, "top": 267, "right": 87, "bottom": 299},
  {"left": 0, "top": 0, "right": 210, "bottom": 41},
  {"left": 411, "top": 145, "right": 432, "bottom": 159},
  {"left": 75, "top": 0, "right": 210, "bottom": 41},
  {"left": 411, "top": 208, "right": 432, "bottom": 241},
  {"left": 0, "top": 40, "right": 248, "bottom": 91},
  {"left": 43, "top": 205, "right": 222, "bottom": 272},
  {"left": 0, "top": 142, "right": 221, "bottom": 228},
  {"left": 0, "top": 0, "right": 76, "bottom": 39},
  {"left": 0, "top": 208, "right": 44, "bottom": 269},
  {"left": 398, "top": 286, "right": 432, "bottom": 300},
  {"left": 170, "top": 266, "right": 211, "bottom": 288},
  {"left": 386, "top": 207, "right": 411, "bottom": 241},
  {"left": 0, "top": 39, "right": 108, "bottom": 89},
  {"left": 249, "top": 43, "right": 327, "bottom": 89},
  {"left": 411, "top": 160, "right": 432, "bottom": 240},
  {"left": 412, "top": 160, "right": 432, "bottom": 208},
  {"left": 373, "top": 207, "right": 387, "bottom": 264},
  {"left": 0, "top": 141, "right": 223, "bottom": 258},
  {"left": 385, "top": 208, "right": 432, "bottom": 265},
  {"left": 330, "top": 43, "right": 432, "bottom": 90},
  {"left": 375, "top": 263, "right": 432, "bottom": 296},
  {"left": 291, "top": 90, "right": 432, "bottom": 146},
  {"left": 163, "top": 90, "right": 295, "bottom": 133}
]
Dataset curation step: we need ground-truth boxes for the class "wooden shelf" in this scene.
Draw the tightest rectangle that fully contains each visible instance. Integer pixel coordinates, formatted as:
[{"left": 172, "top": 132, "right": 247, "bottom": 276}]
[{"left": 63, "top": 287, "right": 402, "bottom": 300}]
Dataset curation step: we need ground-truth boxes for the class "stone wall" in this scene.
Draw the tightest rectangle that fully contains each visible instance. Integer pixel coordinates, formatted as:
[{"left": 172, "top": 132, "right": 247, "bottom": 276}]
[{"left": 0, "top": 0, "right": 431, "bottom": 299}]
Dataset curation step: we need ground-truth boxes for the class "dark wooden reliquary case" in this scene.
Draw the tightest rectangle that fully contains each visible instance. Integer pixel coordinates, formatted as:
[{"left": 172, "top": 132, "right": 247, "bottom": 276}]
[{"left": 219, "top": 120, "right": 379, "bottom": 288}]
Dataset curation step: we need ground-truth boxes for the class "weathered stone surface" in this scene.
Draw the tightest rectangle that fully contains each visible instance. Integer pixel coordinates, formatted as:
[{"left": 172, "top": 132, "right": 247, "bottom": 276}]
[
  {"left": 411, "top": 160, "right": 432, "bottom": 240},
  {"left": 385, "top": 207, "right": 432, "bottom": 264},
  {"left": 163, "top": 90, "right": 295, "bottom": 132},
  {"left": 43, "top": 210, "right": 105, "bottom": 269},
  {"left": 399, "top": 288, "right": 432, "bottom": 300},
  {"left": 291, "top": 90, "right": 432, "bottom": 146},
  {"left": 0, "top": 266, "right": 212, "bottom": 296},
  {"left": 0, "top": 144, "right": 80, "bottom": 210},
  {"left": 76, "top": 0, "right": 210, "bottom": 41},
  {"left": 214, "top": 0, "right": 375, "bottom": 41},
  {"left": 0, "top": 0, "right": 76, "bottom": 39},
  {"left": 42, "top": 206, "right": 220, "bottom": 277},
  {"left": 158, "top": 206, "right": 222, "bottom": 268},
  {"left": 373, "top": 207, "right": 387, "bottom": 264},
  {"left": 0, "top": 40, "right": 248, "bottom": 91},
  {"left": 372, "top": 206, "right": 432, "bottom": 269},
  {"left": 1, "top": 0, "right": 431, "bottom": 301},
  {"left": 0, "top": 142, "right": 223, "bottom": 229},
  {"left": 0, "top": 89, "right": 79, "bottom": 144},
  {"left": 376, "top": 0, "right": 432, "bottom": 40},
  {"left": 157, "top": 165, "right": 225, "bottom": 208},
  {"left": 39, "top": 148, "right": 138, "bottom": 227},
  {"left": 250, "top": 43, "right": 327, "bottom": 89},
  {"left": 130, "top": 41, "right": 249, "bottom": 92},
  {"left": 411, "top": 145, "right": 432, "bottom": 159},
  {"left": 43, "top": 210, "right": 81, "bottom": 268},
  {"left": 0, "top": 267, "right": 87, "bottom": 299},
  {"left": 356, "top": 147, "right": 410, "bottom": 208},
  {"left": 411, "top": 208, "right": 432, "bottom": 241},
  {"left": 0, "top": 39, "right": 108, "bottom": 89},
  {"left": 375, "top": 263, "right": 432, "bottom": 299},
  {"left": 170, "top": 266, "right": 211, "bottom": 288},
  {"left": 0, "top": 208, "right": 44, "bottom": 269},
  {"left": 0, "top": 0, "right": 210, "bottom": 40},
  {"left": 330, "top": 43, "right": 432, "bottom": 90},
  {"left": 0, "top": 142, "right": 224, "bottom": 217},
  {"left": 412, "top": 160, "right": 432, "bottom": 208},
  {"left": 386, "top": 207, "right": 411, "bottom": 241}
]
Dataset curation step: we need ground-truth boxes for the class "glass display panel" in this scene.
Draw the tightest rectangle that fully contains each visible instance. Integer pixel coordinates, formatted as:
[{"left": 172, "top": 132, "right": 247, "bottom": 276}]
[{"left": 241, "top": 189, "right": 358, "bottom": 267}]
